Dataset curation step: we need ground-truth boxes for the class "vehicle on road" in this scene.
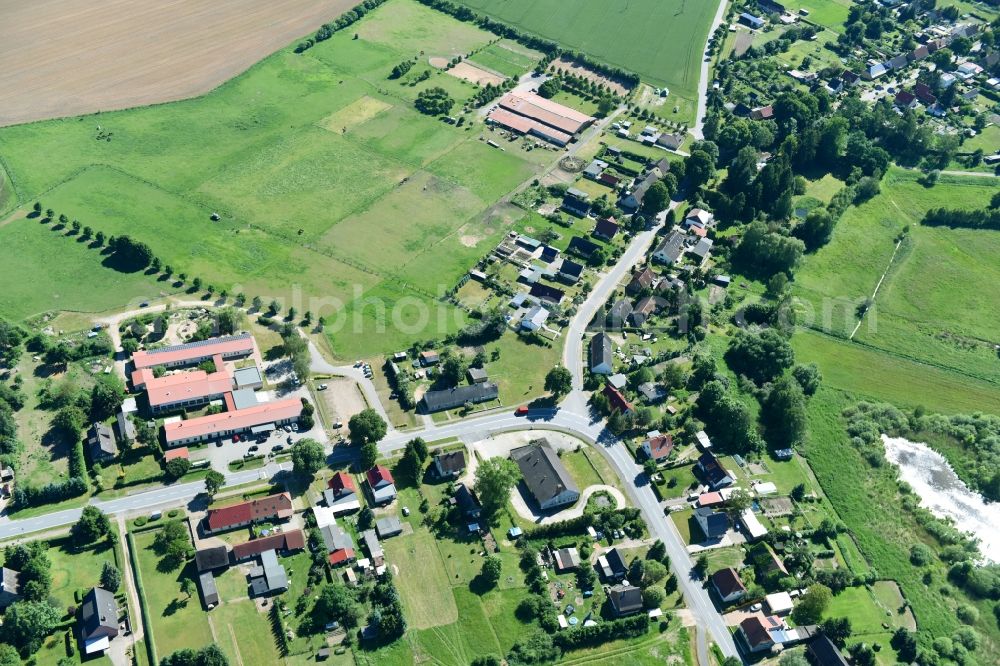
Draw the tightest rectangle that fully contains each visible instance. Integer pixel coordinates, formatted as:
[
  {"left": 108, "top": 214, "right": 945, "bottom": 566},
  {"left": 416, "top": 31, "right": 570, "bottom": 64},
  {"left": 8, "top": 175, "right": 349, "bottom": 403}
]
[{"left": 515, "top": 406, "right": 529, "bottom": 416}]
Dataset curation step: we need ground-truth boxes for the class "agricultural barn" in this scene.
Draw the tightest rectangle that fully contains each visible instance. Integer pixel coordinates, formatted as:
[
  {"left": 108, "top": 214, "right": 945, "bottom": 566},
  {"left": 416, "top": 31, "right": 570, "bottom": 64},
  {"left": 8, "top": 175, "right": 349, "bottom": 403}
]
[{"left": 488, "top": 92, "right": 595, "bottom": 146}]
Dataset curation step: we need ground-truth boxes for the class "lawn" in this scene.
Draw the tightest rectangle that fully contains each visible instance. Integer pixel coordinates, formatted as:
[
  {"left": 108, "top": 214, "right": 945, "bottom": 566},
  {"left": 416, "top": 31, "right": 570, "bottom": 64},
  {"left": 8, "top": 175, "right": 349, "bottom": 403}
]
[
  {"left": 133, "top": 529, "right": 214, "bottom": 657},
  {"left": 210, "top": 599, "right": 283, "bottom": 666},
  {"left": 0, "top": 215, "right": 170, "bottom": 321},
  {"left": 824, "top": 585, "right": 913, "bottom": 636},
  {"left": 559, "top": 448, "right": 605, "bottom": 489},
  {"left": 778, "top": 0, "right": 853, "bottom": 31},
  {"left": 468, "top": 40, "right": 541, "bottom": 78},
  {"left": 0, "top": 0, "right": 544, "bottom": 360},
  {"left": 47, "top": 537, "right": 118, "bottom": 611},
  {"left": 383, "top": 529, "right": 458, "bottom": 629},
  {"left": 478, "top": 331, "right": 562, "bottom": 407},
  {"left": 451, "top": 0, "right": 719, "bottom": 101}
]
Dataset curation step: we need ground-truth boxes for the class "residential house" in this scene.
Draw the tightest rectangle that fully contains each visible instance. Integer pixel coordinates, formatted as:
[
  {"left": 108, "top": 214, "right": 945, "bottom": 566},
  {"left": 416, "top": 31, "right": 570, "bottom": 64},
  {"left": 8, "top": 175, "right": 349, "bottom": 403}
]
[
  {"left": 637, "top": 382, "right": 667, "bottom": 404},
  {"left": 603, "top": 383, "right": 633, "bottom": 414},
  {"left": 739, "top": 616, "right": 777, "bottom": 653},
  {"left": 608, "top": 584, "right": 644, "bottom": 616},
  {"left": 320, "top": 522, "right": 356, "bottom": 566},
  {"left": 697, "top": 452, "right": 734, "bottom": 489},
  {"left": 684, "top": 208, "right": 714, "bottom": 231},
  {"left": 419, "top": 350, "right": 440, "bottom": 366},
  {"left": 657, "top": 133, "right": 683, "bottom": 150},
  {"left": 231, "top": 529, "right": 306, "bottom": 561},
  {"left": 598, "top": 172, "right": 621, "bottom": 188},
  {"left": 324, "top": 472, "right": 361, "bottom": 514},
  {"left": 86, "top": 422, "right": 118, "bottom": 461},
  {"left": 626, "top": 267, "right": 657, "bottom": 296},
  {"left": 248, "top": 550, "right": 289, "bottom": 596},
  {"left": 0, "top": 567, "right": 21, "bottom": 608},
  {"left": 597, "top": 548, "right": 628, "bottom": 581},
  {"left": 710, "top": 568, "right": 747, "bottom": 603},
  {"left": 195, "top": 546, "right": 230, "bottom": 572},
  {"left": 510, "top": 440, "right": 581, "bottom": 511},
  {"left": 375, "top": 516, "right": 403, "bottom": 539},
  {"left": 766, "top": 591, "right": 794, "bottom": 615},
  {"left": 521, "top": 305, "right": 550, "bottom": 332},
  {"left": 115, "top": 409, "right": 136, "bottom": 446},
  {"left": 205, "top": 492, "right": 293, "bottom": 533},
  {"left": 583, "top": 159, "right": 607, "bottom": 180},
  {"left": 198, "top": 571, "right": 219, "bottom": 609},
  {"left": 467, "top": 367, "right": 488, "bottom": 384},
  {"left": 750, "top": 105, "right": 774, "bottom": 121},
  {"left": 619, "top": 168, "right": 664, "bottom": 212},
  {"left": 652, "top": 229, "right": 686, "bottom": 265},
  {"left": 366, "top": 465, "right": 397, "bottom": 505},
  {"left": 562, "top": 188, "right": 591, "bottom": 217},
  {"left": 739, "top": 12, "right": 766, "bottom": 29},
  {"left": 909, "top": 44, "right": 930, "bottom": 62},
  {"left": 558, "top": 259, "right": 584, "bottom": 283},
  {"left": 689, "top": 237, "right": 714, "bottom": 264},
  {"left": 841, "top": 70, "right": 860, "bottom": 86},
  {"left": 433, "top": 450, "right": 466, "bottom": 479},
  {"left": 540, "top": 245, "right": 560, "bottom": 263},
  {"left": 80, "top": 587, "right": 119, "bottom": 654},
  {"left": 641, "top": 431, "right": 674, "bottom": 462},
  {"left": 592, "top": 217, "right": 620, "bottom": 241},
  {"left": 888, "top": 54, "right": 909, "bottom": 71},
  {"left": 807, "top": 634, "right": 850, "bottom": 666},
  {"left": 453, "top": 483, "right": 482, "bottom": 518},
  {"left": 568, "top": 236, "right": 601, "bottom": 260},
  {"left": 894, "top": 90, "right": 918, "bottom": 109},
  {"left": 629, "top": 296, "right": 664, "bottom": 327},
  {"left": 864, "top": 62, "right": 889, "bottom": 79},
  {"left": 694, "top": 507, "right": 730, "bottom": 540},
  {"left": 529, "top": 282, "right": 565, "bottom": 304},
  {"left": 607, "top": 373, "right": 628, "bottom": 391},
  {"left": 589, "top": 333, "right": 614, "bottom": 375},
  {"left": 553, "top": 547, "right": 581, "bottom": 572},
  {"left": 421, "top": 382, "right": 499, "bottom": 413},
  {"left": 606, "top": 299, "right": 633, "bottom": 329}
]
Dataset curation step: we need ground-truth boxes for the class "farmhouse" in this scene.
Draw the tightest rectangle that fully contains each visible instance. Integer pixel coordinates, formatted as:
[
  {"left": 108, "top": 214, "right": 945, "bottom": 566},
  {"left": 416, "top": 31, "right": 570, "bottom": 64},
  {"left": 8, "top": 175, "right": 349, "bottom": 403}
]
[
  {"left": 652, "top": 229, "right": 687, "bottom": 265},
  {"left": 432, "top": 450, "right": 466, "bottom": 479},
  {"left": 711, "top": 568, "right": 747, "bottom": 603},
  {"left": 131, "top": 333, "right": 255, "bottom": 370},
  {"left": 205, "top": 492, "right": 293, "bottom": 533},
  {"left": 86, "top": 422, "right": 118, "bottom": 461},
  {"left": 164, "top": 396, "right": 303, "bottom": 446},
  {"left": 589, "top": 333, "right": 614, "bottom": 375},
  {"left": 421, "top": 382, "right": 499, "bottom": 413},
  {"left": 232, "top": 529, "right": 305, "bottom": 561},
  {"left": 80, "top": 587, "right": 119, "bottom": 655},
  {"left": 511, "top": 440, "right": 580, "bottom": 511}
]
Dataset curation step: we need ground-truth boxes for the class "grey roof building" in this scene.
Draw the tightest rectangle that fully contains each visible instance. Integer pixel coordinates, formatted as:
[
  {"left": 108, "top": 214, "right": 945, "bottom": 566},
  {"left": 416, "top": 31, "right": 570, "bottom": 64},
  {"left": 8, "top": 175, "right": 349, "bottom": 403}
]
[
  {"left": 606, "top": 299, "right": 633, "bottom": 330},
  {"left": 233, "top": 365, "right": 264, "bottom": 390},
  {"left": 362, "top": 529, "right": 384, "bottom": 562},
  {"left": 510, "top": 440, "right": 580, "bottom": 511},
  {"left": 199, "top": 571, "right": 220, "bottom": 608},
  {"left": 320, "top": 523, "right": 355, "bottom": 553},
  {"left": 86, "top": 423, "right": 118, "bottom": 461},
  {"left": 195, "top": 546, "right": 230, "bottom": 572},
  {"left": 249, "top": 550, "right": 288, "bottom": 596},
  {"left": 375, "top": 516, "right": 403, "bottom": 538},
  {"left": 466, "top": 367, "right": 489, "bottom": 384},
  {"left": 115, "top": 410, "right": 136, "bottom": 444},
  {"left": 433, "top": 450, "right": 467, "bottom": 478},
  {"left": 0, "top": 567, "right": 21, "bottom": 608},
  {"left": 421, "top": 382, "right": 499, "bottom": 413},
  {"left": 589, "top": 333, "right": 613, "bottom": 375},
  {"left": 80, "top": 587, "right": 119, "bottom": 654},
  {"left": 453, "top": 483, "right": 481, "bottom": 518},
  {"left": 608, "top": 584, "right": 644, "bottom": 616},
  {"left": 652, "top": 229, "right": 687, "bottom": 265}
]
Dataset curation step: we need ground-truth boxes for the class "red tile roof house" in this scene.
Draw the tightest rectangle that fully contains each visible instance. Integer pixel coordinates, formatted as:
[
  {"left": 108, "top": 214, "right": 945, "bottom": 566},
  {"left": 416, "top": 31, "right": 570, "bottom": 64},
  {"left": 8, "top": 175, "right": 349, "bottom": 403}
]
[
  {"left": 204, "top": 492, "right": 294, "bottom": 534},
  {"left": 231, "top": 529, "right": 305, "bottom": 560},
  {"left": 328, "top": 472, "right": 356, "bottom": 497},
  {"left": 603, "top": 383, "right": 633, "bottom": 414},
  {"left": 641, "top": 432, "right": 674, "bottom": 461},
  {"left": 366, "top": 465, "right": 397, "bottom": 505},
  {"left": 739, "top": 616, "right": 780, "bottom": 653}
]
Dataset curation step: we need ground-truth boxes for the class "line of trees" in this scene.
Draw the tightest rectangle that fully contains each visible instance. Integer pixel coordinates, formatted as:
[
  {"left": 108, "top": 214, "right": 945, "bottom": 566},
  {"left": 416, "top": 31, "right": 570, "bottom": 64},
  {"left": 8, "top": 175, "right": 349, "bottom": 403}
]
[{"left": 293, "top": 0, "right": 390, "bottom": 53}]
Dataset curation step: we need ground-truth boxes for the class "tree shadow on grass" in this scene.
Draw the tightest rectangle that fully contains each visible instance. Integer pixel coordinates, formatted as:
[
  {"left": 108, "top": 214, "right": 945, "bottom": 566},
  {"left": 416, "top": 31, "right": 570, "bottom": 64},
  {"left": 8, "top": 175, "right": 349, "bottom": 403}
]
[
  {"left": 163, "top": 596, "right": 188, "bottom": 617},
  {"left": 100, "top": 253, "right": 145, "bottom": 274}
]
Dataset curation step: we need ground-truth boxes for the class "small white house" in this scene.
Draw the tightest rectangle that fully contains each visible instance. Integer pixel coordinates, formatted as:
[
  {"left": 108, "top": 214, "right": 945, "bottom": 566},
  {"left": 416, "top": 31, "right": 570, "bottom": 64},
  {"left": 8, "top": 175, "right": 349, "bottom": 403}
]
[{"left": 520, "top": 305, "right": 549, "bottom": 332}]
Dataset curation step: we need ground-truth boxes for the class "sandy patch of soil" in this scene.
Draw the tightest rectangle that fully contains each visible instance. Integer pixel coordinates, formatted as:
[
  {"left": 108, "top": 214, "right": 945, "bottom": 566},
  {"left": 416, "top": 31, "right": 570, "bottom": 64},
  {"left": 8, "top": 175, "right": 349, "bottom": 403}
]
[{"left": 446, "top": 61, "right": 506, "bottom": 87}]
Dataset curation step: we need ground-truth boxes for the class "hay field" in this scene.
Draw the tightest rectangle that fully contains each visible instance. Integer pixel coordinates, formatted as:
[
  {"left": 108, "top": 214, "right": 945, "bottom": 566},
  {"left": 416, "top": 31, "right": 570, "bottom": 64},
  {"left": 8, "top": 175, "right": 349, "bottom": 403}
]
[
  {"left": 0, "top": 0, "right": 358, "bottom": 127},
  {"left": 451, "top": 0, "right": 719, "bottom": 100},
  {"left": 0, "top": 0, "right": 543, "bottom": 358}
]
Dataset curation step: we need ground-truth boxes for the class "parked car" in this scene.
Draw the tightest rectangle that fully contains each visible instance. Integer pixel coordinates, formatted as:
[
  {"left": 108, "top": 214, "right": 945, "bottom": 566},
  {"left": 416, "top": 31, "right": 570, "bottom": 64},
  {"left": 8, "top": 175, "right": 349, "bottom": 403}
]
[
  {"left": 248, "top": 445, "right": 259, "bottom": 453},
  {"left": 232, "top": 434, "right": 240, "bottom": 443},
  {"left": 317, "top": 384, "right": 328, "bottom": 390},
  {"left": 287, "top": 435, "right": 294, "bottom": 444},
  {"left": 272, "top": 444, "right": 285, "bottom": 453},
  {"left": 291, "top": 423, "right": 299, "bottom": 432}
]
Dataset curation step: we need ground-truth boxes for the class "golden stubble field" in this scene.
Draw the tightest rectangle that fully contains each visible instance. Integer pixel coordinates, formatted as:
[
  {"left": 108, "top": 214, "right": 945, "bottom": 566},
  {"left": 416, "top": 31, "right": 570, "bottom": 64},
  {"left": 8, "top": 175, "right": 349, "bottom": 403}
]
[{"left": 0, "top": 0, "right": 355, "bottom": 127}]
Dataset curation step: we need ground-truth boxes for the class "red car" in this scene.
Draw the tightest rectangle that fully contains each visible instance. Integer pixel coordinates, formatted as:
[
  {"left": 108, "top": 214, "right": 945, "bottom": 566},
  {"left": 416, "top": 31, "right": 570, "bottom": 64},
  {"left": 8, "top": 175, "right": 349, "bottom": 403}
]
[
  {"left": 232, "top": 434, "right": 240, "bottom": 443},
  {"left": 515, "top": 406, "right": 529, "bottom": 416}
]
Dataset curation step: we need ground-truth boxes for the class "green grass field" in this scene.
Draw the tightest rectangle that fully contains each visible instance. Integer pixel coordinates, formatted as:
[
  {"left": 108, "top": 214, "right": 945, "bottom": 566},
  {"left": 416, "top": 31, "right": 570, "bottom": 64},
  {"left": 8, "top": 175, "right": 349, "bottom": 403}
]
[
  {"left": 211, "top": 599, "right": 283, "bottom": 666},
  {"left": 451, "top": 0, "right": 718, "bottom": 100},
  {"left": 468, "top": 40, "right": 541, "bottom": 78},
  {"left": 0, "top": 0, "right": 543, "bottom": 359},
  {"left": 133, "top": 530, "right": 214, "bottom": 657},
  {"left": 384, "top": 530, "right": 458, "bottom": 629},
  {"left": 793, "top": 169, "right": 1000, "bottom": 412}
]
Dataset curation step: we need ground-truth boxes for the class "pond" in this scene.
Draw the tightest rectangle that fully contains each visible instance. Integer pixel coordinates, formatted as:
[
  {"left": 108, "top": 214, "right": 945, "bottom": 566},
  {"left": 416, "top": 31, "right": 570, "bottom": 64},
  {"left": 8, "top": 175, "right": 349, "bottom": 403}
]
[{"left": 881, "top": 435, "right": 1000, "bottom": 564}]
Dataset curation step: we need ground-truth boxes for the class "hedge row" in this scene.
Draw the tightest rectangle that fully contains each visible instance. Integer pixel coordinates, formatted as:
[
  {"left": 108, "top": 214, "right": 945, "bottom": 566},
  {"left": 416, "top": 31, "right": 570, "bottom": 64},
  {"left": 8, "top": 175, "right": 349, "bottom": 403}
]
[
  {"left": 293, "top": 0, "right": 390, "bottom": 53},
  {"left": 553, "top": 613, "right": 649, "bottom": 650}
]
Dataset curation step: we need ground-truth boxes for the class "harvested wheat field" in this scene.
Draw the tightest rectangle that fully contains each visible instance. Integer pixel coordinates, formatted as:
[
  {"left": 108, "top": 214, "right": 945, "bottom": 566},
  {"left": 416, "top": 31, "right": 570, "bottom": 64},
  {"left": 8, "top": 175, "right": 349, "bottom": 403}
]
[{"left": 0, "top": 0, "right": 355, "bottom": 127}]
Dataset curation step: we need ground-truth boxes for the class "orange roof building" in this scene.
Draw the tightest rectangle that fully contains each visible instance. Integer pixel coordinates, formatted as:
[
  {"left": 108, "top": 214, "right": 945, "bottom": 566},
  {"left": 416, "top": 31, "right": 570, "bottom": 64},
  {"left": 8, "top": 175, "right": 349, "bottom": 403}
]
[
  {"left": 144, "top": 369, "right": 234, "bottom": 414},
  {"left": 131, "top": 334, "right": 255, "bottom": 370},
  {"left": 164, "top": 397, "right": 302, "bottom": 446},
  {"left": 164, "top": 447, "right": 190, "bottom": 461}
]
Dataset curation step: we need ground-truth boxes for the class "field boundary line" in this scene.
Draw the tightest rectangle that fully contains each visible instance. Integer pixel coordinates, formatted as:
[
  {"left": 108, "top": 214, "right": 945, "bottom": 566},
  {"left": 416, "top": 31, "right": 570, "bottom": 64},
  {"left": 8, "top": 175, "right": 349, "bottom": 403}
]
[{"left": 850, "top": 238, "right": 902, "bottom": 339}]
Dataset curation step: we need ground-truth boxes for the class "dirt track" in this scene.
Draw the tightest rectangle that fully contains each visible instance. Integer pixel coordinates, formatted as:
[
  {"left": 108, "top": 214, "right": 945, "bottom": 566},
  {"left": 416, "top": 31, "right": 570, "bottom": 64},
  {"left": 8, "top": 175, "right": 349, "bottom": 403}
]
[{"left": 0, "top": 0, "right": 356, "bottom": 127}]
